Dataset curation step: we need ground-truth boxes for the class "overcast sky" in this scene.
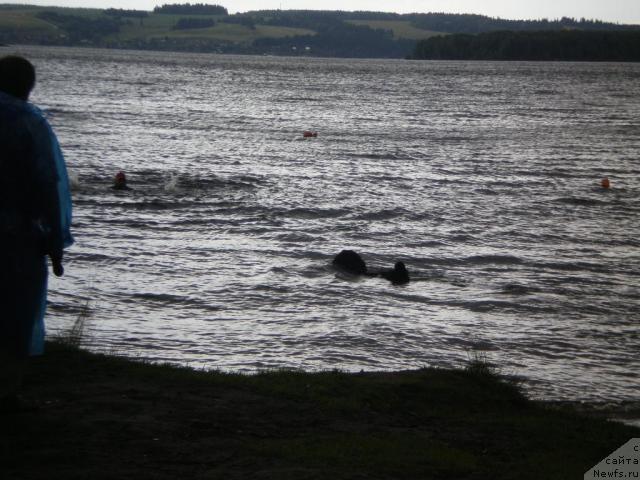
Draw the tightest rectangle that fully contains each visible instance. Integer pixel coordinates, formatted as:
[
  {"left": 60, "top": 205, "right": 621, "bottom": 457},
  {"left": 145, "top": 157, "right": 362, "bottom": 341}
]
[{"left": 23, "top": 0, "right": 640, "bottom": 24}]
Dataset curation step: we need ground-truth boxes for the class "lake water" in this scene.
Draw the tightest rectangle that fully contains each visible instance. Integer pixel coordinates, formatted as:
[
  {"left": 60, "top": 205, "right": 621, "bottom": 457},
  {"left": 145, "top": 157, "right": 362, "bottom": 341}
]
[{"left": 6, "top": 45, "right": 640, "bottom": 401}]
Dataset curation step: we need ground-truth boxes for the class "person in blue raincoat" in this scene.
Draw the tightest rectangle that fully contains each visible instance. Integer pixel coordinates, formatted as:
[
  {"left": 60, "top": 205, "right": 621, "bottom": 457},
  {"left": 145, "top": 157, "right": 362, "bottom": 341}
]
[{"left": 0, "top": 56, "right": 73, "bottom": 409}]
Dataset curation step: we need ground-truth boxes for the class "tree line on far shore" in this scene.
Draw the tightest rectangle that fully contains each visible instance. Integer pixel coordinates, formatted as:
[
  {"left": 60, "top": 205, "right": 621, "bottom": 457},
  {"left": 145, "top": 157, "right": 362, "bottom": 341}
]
[
  {"left": 411, "top": 30, "right": 640, "bottom": 61},
  {"left": 152, "top": 3, "right": 228, "bottom": 15}
]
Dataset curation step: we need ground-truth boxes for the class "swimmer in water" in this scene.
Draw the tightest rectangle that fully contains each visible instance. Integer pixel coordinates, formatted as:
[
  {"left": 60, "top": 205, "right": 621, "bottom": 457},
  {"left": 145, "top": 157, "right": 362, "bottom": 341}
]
[
  {"left": 379, "top": 261, "right": 410, "bottom": 285},
  {"left": 332, "top": 250, "right": 410, "bottom": 285},
  {"left": 112, "top": 170, "right": 131, "bottom": 190}
]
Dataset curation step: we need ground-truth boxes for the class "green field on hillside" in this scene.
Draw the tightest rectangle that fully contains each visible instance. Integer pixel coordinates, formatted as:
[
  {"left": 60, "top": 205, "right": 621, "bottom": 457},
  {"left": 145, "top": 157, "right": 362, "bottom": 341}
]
[
  {"left": 347, "top": 19, "right": 443, "bottom": 40},
  {"left": 111, "top": 15, "right": 314, "bottom": 44},
  {"left": 0, "top": 11, "right": 56, "bottom": 32},
  {"left": 0, "top": 5, "right": 316, "bottom": 45}
]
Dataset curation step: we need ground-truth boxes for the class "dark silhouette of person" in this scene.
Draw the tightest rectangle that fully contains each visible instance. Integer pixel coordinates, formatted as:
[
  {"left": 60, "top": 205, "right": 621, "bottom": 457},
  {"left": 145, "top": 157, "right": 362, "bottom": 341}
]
[
  {"left": 112, "top": 170, "right": 131, "bottom": 190},
  {"left": 379, "top": 262, "right": 410, "bottom": 285},
  {"left": 0, "top": 55, "right": 73, "bottom": 410},
  {"left": 332, "top": 250, "right": 410, "bottom": 284}
]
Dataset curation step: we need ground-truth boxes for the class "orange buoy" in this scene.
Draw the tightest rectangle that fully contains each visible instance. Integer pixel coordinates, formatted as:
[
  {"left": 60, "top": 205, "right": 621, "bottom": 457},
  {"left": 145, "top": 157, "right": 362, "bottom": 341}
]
[
  {"left": 303, "top": 131, "right": 317, "bottom": 138},
  {"left": 601, "top": 177, "right": 610, "bottom": 189}
]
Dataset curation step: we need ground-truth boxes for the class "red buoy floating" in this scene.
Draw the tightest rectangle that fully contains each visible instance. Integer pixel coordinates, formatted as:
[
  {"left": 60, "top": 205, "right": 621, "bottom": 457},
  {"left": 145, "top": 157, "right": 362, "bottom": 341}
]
[
  {"left": 601, "top": 177, "right": 610, "bottom": 189},
  {"left": 303, "top": 131, "right": 318, "bottom": 138}
]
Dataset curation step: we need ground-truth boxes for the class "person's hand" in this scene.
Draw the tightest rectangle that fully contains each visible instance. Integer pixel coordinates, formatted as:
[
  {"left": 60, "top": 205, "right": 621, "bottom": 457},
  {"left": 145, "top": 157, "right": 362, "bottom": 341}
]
[{"left": 51, "top": 256, "right": 64, "bottom": 277}]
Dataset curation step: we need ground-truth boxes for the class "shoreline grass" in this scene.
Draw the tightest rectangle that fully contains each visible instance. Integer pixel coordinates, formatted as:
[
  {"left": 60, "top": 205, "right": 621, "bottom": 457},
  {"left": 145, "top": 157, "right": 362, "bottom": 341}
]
[{"left": 2, "top": 341, "right": 638, "bottom": 479}]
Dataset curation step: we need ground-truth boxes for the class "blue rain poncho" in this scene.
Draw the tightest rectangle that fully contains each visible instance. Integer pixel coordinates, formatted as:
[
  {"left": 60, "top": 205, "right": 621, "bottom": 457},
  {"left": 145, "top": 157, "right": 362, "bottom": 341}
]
[{"left": 0, "top": 90, "right": 73, "bottom": 356}]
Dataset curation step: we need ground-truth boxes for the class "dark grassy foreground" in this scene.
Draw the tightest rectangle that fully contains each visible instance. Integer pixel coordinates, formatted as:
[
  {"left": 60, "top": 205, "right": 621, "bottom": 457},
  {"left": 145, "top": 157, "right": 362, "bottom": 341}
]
[{"left": 2, "top": 342, "right": 637, "bottom": 480}]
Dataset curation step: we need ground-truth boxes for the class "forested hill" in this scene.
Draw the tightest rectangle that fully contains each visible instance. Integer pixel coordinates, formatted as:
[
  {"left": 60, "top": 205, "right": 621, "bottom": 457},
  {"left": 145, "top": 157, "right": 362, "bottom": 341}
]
[
  {"left": 411, "top": 30, "right": 640, "bottom": 61},
  {"left": 1, "top": 4, "right": 640, "bottom": 59}
]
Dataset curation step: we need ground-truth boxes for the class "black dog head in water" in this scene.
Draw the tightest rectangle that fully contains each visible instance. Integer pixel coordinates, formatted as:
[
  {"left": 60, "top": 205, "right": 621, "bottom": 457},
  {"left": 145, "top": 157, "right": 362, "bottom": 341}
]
[
  {"left": 332, "top": 250, "right": 368, "bottom": 275},
  {"left": 333, "top": 251, "right": 410, "bottom": 284}
]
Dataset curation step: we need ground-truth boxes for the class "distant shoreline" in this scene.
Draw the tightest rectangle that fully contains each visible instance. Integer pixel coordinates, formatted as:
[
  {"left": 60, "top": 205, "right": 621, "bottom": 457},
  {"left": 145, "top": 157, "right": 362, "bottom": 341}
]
[
  {"left": 6, "top": 42, "right": 640, "bottom": 63},
  {"left": 2, "top": 4, "right": 640, "bottom": 59}
]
